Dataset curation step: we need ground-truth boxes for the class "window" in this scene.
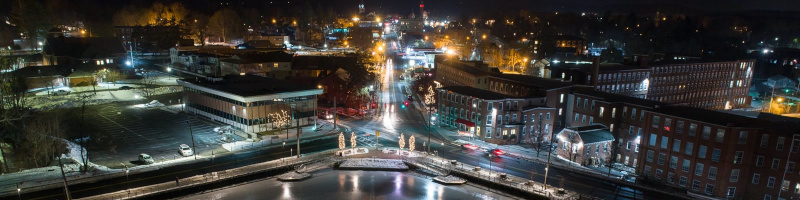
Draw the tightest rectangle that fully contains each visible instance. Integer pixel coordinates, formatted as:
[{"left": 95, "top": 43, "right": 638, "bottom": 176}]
[
  {"left": 546, "top": 113, "right": 550, "bottom": 120},
  {"left": 764, "top": 195, "right": 772, "bottom": 200},
  {"left": 711, "top": 149, "right": 721, "bottom": 162},
  {"left": 794, "top": 183, "right": 800, "bottom": 194},
  {"left": 734, "top": 151, "right": 743, "bottom": 164},
  {"left": 772, "top": 159, "right": 780, "bottom": 170},
  {"left": 576, "top": 97, "right": 581, "bottom": 107},
  {"left": 522, "top": 115, "right": 527, "bottom": 123},
  {"left": 589, "top": 117, "right": 593, "bottom": 124},
  {"left": 644, "top": 165, "right": 651, "bottom": 177},
  {"left": 676, "top": 121, "right": 684, "bottom": 134},
  {"left": 584, "top": 99, "right": 588, "bottom": 109},
  {"left": 738, "top": 131, "right": 747, "bottom": 144},
  {"left": 612, "top": 108, "right": 616, "bottom": 118},
  {"left": 488, "top": 103, "right": 493, "bottom": 111},
  {"left": 692, "top": 180, "right": 700, "bottom": 191},
  {"left": 670, "top": 156, "right": 678, "bottom": 169},
  {"left": 756, "top": 156, "right": 764, "bottom": 167},
  {"left": 664, "top": 118, "right": 672, "bottom": 131},
  {"left": 661, "top": 136, "right": 669, "bottom": 149},
  {"left": 652, "top": 116, "right": 660, "bottom": 128},
  {"left": 730, "top": 169, "right": 739, "bottom": 182},
  {"left": 694, "top": 145, "right": 707, "bottom": 159},
  {"left": 673, "top": 139, "right": 681, "bottom": 152},
  {"left": 646, "top": 150, "right": 654, "bottom": 162},
  {"left": 629, "top": 126, "right": 634, "bottom": 135},
  {"left": 768, "top": 177, "right": 776, "bottom": 188},
  {"left": 682, "top": 159, "right": 690, "bottom": 172},
  {"left": 574, "top": 114, "right": 579, "bottom": 123},
  {"left": 685, "top": 142, "right": 693, "bottom": 155},
  {"left": 627, "top": 142, "right": 632, "bottom": 150},
  {"left": 560, "top": 94, "right": 564, "bottom": 103},
  {"left": 632, "top": 108, "right": 637, "bottom": 119},
  {"left": 761, "top": 134, "right": 769, "bottom": 148},
  {"left": 708, "top": 166, "right": 717, "bottom": 180},
  {"left": 582, "top": 115, "right": 586, "bottom": 124},
  {"left": 788, "top": 162, "right": 795, "bottom": 173},
  {"left": 782, "top": 180, "right": 791, "bottom": 191},
  {"left": 591, "top": 100, "right": 596, "bottom": 110},
  {"left": 649, "top": 134, "right": 657, "bottom": 146},
  {"left": 753, "top": 173, "right": 760, "bottom": 184},
  {"left": 499, "top": 102, "right": 503, "bottom": 110},
  {"left": 623, "top": 107, "right": 627, "bottom": 118},
  {"left": 705, "top": 184, "right": 714, "bottom": 195},
  {"left": 695, "top": 163, "right": 704, "bottom": 176},
  {"left": 667, "top": 172, "right": 675, "bottom": 184},
  {"left": 726, "top": 187, "right": 736, "bottom": 197},
  {"left": 658, "top": 153, "right": 666, "bottom": 165},
  {"left": 777, "top": 137, "right": 785, "bottom": 151},
  {"left": 793, "top": 140, "right": 800, "bottom": 153},
  {"left": 715, "top": 129, "right": 725, "bottom": 143},
  {"left": 679, "top": 176, "right": 688, "bottom": 187},
  {"left": 702, "top": 126, "right": 711, "bottom": 140},
  {"left": 599, "top": 107, "right": 604, "bottom": 118},
  {"left": 689, "top": 123, "right": 697, "bottom": 136},
  {"left": 656, "top": 169, "right": 663, "bottom": 179}
]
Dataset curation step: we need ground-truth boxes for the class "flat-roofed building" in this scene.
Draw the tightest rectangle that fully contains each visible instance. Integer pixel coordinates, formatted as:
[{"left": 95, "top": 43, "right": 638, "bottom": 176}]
[{"left": 179, "top": 75, "right": 323, "bottom": 139}]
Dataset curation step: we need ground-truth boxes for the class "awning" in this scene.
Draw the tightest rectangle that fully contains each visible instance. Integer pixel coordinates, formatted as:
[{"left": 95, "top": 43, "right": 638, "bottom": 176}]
[{"left": 455, "top": 118, "right": 476, "bottom": 127}]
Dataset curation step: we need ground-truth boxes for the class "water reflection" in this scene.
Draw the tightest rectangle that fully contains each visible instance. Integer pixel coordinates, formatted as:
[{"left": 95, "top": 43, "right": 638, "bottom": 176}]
[{"left": 180, "top": 170, "right": 514, "bottom": 200}]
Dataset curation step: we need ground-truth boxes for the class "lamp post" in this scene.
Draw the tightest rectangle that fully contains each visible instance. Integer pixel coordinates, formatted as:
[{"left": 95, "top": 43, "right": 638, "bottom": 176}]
[
  {"left": 186, "top": 120, "right": 197, "bottom": 160},
  {"left": 778, "top": 134, "right": 800, "bottom": 199}
]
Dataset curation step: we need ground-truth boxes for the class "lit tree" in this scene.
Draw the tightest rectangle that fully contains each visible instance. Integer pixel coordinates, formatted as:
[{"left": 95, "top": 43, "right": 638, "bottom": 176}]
[
  {"left": 350, "top": 132, "right": 357, "bottom": 149},
  {"left": 399, "top": 133, "right": 405, "bottom": 149},
  {"left": 425, "top": 85, "right": 436, "bottom": 105},
  {"left": 270, "top": 110, "right": 291, "bottom": 138},
  {"left": 409, "top": 135, "right": 416, "bottom": 151},
  {"left": 208, "top": 8, "right": 243, "bottom": 43},
  {"left": 338, "top": 132, "right": 345, "bottom": 150}
]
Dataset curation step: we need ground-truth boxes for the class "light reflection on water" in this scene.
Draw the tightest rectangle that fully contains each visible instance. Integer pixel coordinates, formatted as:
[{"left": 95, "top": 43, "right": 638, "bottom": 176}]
[{"left": 180, "top": 170, "right": 515, "bottom": 200}]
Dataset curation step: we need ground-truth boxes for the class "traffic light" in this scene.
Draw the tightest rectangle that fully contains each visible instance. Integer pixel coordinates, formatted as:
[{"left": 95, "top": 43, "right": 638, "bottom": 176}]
[
  {"left": 404, "top": 101, "right": 409, "bottom": 106},
  {"left": 401, "top": 104, "right": 406, "bottom": 109}
]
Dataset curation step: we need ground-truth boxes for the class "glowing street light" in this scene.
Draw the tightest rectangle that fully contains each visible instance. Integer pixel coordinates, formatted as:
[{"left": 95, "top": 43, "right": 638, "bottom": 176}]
[{"left": 352, "top": 17, "right": 360, "bottom": 22}]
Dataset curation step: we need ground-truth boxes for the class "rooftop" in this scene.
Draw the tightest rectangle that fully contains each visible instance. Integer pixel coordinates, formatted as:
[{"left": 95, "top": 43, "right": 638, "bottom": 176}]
[
  {"left": 179, "top": 74, "right": 319, "bottom": 97},
  {"left": 490, "top": 74, "right": 573, "bottom": 90},
  {"left": 291, "top": 56, "right": 357, "bottom": 70},
  {"left": 565, "top": 124, "right": 614, "bottom": 144},
  {"left": 574, "top": 87, "right": 666, "bottom": 108},
  {"left": 652, "top": 106, "right": 800, "bottom": 135},
  {"left": 440, "top": 86, "right": 513, "bottom": 100},
  {"left": 220, "top": 51, "right": 294, "bottom": 64},
  {"left": 44, "top": 37, "right": 126, "bottom": 59}
]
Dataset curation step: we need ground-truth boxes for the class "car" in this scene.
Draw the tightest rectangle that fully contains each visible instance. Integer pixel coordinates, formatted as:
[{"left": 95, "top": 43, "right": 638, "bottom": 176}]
[
  {"left": 179, "top": 144, "right": 193, "bottom": 156},
  {"left": 53, "top": 90, "right": 70, "bottom": 96},
  {"left": 399, "top": 76, "right": 405, "bottom": 80},
  {"left": 119, "top": 86, "right": 133, "bottom": 90},
  {"left": 490, "top": 149, "right": 506, "bottom": 156},
  {"left": 461, "top": 144, "right": 479, "bottom": 150},
  {"left": 138, "top": 154, "right": 154, "bottom": 164}
]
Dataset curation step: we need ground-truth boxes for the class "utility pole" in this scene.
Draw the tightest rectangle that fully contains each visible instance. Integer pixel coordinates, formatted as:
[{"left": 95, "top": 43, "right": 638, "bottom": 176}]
[
  {"left": 296, "top": 110, "right": 301, "bottom": 158},
  {"left": 333, "top": 97, "right": 338, "bottom": 130},
  {"left": 58, "top": 158, "right": 71, "bottom": 200},
  {"left": 186, "top": 120, "right": 197, "bottom": 160},
  {"left": 427, "top": 105, "right": 431, "bottom": 153}
]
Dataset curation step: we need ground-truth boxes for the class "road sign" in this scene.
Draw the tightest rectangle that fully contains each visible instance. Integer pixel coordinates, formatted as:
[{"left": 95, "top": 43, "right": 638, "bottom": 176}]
[{"left": 376, "top": 131, "right": 380, "bottom": 137}]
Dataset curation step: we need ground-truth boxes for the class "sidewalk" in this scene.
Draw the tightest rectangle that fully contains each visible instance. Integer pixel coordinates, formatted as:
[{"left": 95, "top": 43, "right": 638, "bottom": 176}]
[{"left": 220, "top": 120, "right": 347, "bottom": 153}]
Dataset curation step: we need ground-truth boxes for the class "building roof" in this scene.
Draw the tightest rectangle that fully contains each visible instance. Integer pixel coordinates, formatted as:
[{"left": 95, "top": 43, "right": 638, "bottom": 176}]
[
  {"left": 291, "top": 56, "right": 357, "bottom": 70},
  {"left": 12, "top": 64, "right": 104, "bottom": 78},
  {"left": 440, "top": 86, "right": 513, "bottom": 100},
  {"left": 44, "top": 37, "right": 125, "bottom": 59},
  {"left": 490, "top": 74, "right": 573, "bottom": 90},
  {"left": 221, "top": 51, "right": 294, "bottom": 64},
  {"left": 652, "top": 106, "right": 800, "bottom": 135},
  {"left": 574, "top": 87, "right": 666, "bottom": 108},
  {"left": 576, "top": 63, "right": 649, "bottom": 73},
  {"left": 439, "top": 59, "right": 494, "bottom": 76},
  {"left": 579, "top": 129, "right": 615, "bottom": 144},
  {"left": 179, "top": 74, "right": 319, "bottom": 97}
]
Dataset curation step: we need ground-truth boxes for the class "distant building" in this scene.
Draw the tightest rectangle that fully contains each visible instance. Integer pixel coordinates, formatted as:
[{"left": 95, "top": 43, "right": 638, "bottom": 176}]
[
  {"left": 533, "top": 35, "right": 588, "bottom": 57},
  {"left": 397, "top": 19, "right": 423, "bottom": 33},
  {"left": 114, "top": 26, "right": 181, "bottom": 54},
  {"left": 765, "top": 75, "right": 796, "bottom": 89},
  {"left": 42, "top": 37, "right": 126, "bottom": 66},
  {"left": 178, "top": 75, "right": 323, "bottom": 138},
  {"left": 219, "top": 51, "right": 293, "bottom": 78}
]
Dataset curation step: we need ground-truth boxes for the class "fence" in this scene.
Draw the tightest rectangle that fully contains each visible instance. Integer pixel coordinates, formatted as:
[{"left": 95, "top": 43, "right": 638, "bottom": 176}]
[{"left": 78, "top": 150, "right": 336, "bottom": 200}]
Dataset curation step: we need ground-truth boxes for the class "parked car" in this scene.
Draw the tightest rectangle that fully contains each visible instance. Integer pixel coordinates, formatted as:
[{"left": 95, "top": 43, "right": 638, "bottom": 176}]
[
  {"left": 53, "top": 90, "right": 70, "bottom": 96},
  {"left": 138, "top": 154, "right": 154, "bottom": 164},
  {"left": 461, "top": 144, "right": 479, "bottom": 150},
  {"left": 119, "top": 86, "right": 133, "bottom": 90},
  {"left": 179, "top": 144, "right": 193, "bottom": 156}
]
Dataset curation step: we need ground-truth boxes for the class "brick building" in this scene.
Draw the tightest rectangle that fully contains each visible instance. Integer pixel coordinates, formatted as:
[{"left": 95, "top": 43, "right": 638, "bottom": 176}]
[{"left": 437, "top": 86, "right": 555, "bottom": 145}]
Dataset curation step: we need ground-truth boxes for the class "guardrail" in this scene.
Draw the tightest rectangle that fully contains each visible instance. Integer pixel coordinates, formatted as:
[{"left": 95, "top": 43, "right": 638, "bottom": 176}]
[{"left": 78, "top": 150, "right": 336, "bottom": 200}]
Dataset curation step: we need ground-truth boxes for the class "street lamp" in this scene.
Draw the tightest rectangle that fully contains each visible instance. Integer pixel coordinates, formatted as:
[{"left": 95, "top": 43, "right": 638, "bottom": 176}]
[{"left": 186, "top": 120, "right": 197, "bottom": 160}]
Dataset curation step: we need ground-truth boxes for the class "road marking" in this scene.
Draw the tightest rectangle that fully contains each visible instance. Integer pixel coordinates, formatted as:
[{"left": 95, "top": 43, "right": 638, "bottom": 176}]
[{"left": 97, "top": 113, "right": 151, "bottom": 141}]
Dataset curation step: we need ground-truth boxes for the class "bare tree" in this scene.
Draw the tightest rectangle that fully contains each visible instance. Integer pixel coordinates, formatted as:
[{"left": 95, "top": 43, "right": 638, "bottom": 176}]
[
  {"left": 208, "top": 8, "right": 243, "bottom": 43},
  {"left": 137, "top": 72, "right": 158, "bottom": 100},
  {"left": 20, "top": 114, "right": 65, "bottom": 168},
  {"left": 105, "top": 69, "right": 123, "bottom": 86},
  {"left": 527, "top": 115, "right": 547, "bottom": 157},
  {"left": 605, "top": 141, "right": 620, "bottom": 176},
  {"left": 565, "top": 131, "right": 580, "bottom": 163}
]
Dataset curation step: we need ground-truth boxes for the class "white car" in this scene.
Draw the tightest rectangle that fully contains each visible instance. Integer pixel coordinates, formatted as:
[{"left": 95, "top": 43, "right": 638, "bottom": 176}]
[
  {"left": 138, "top": 154, "right": 154, "bottom": 164},
  {"left": 53, "top": 90, "right": 70, "bottom": 95},
  {"left": 179, "top": 144, "right": 193, "bottom": 156}
]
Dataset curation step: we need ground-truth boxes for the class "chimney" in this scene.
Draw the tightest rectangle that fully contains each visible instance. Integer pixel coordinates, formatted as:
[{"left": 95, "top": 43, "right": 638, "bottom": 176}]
[
  {"left": 590, "top": 56, "right": 600, "bottom": 86},
  {"left": 639, "top": 55, "right": 649, "bottom": 68}
]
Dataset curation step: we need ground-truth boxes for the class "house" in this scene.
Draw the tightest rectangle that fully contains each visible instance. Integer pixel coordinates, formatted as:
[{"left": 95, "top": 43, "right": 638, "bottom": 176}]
[
  {"left": 556, "top": 124, "right": 615, "bottom": 166},
  {"left": 42, "top": 37, "right": 126, "bottom": 66},
  {"left": 11, "top": 64, "right": 105, "bottom": 90},
  {"left": 114, "top": 26, "right": 181, "bottom": 54}
]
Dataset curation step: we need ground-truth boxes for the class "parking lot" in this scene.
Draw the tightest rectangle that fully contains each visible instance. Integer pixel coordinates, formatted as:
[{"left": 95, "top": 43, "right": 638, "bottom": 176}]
[{"left": 87, "top": 102, "right": 236, "bottom": 169}]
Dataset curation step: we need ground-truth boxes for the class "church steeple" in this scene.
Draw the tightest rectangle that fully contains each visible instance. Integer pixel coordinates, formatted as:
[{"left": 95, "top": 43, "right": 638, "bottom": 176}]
[{"left": 359, "top": 0, "right": 365, "bottom": 14}]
